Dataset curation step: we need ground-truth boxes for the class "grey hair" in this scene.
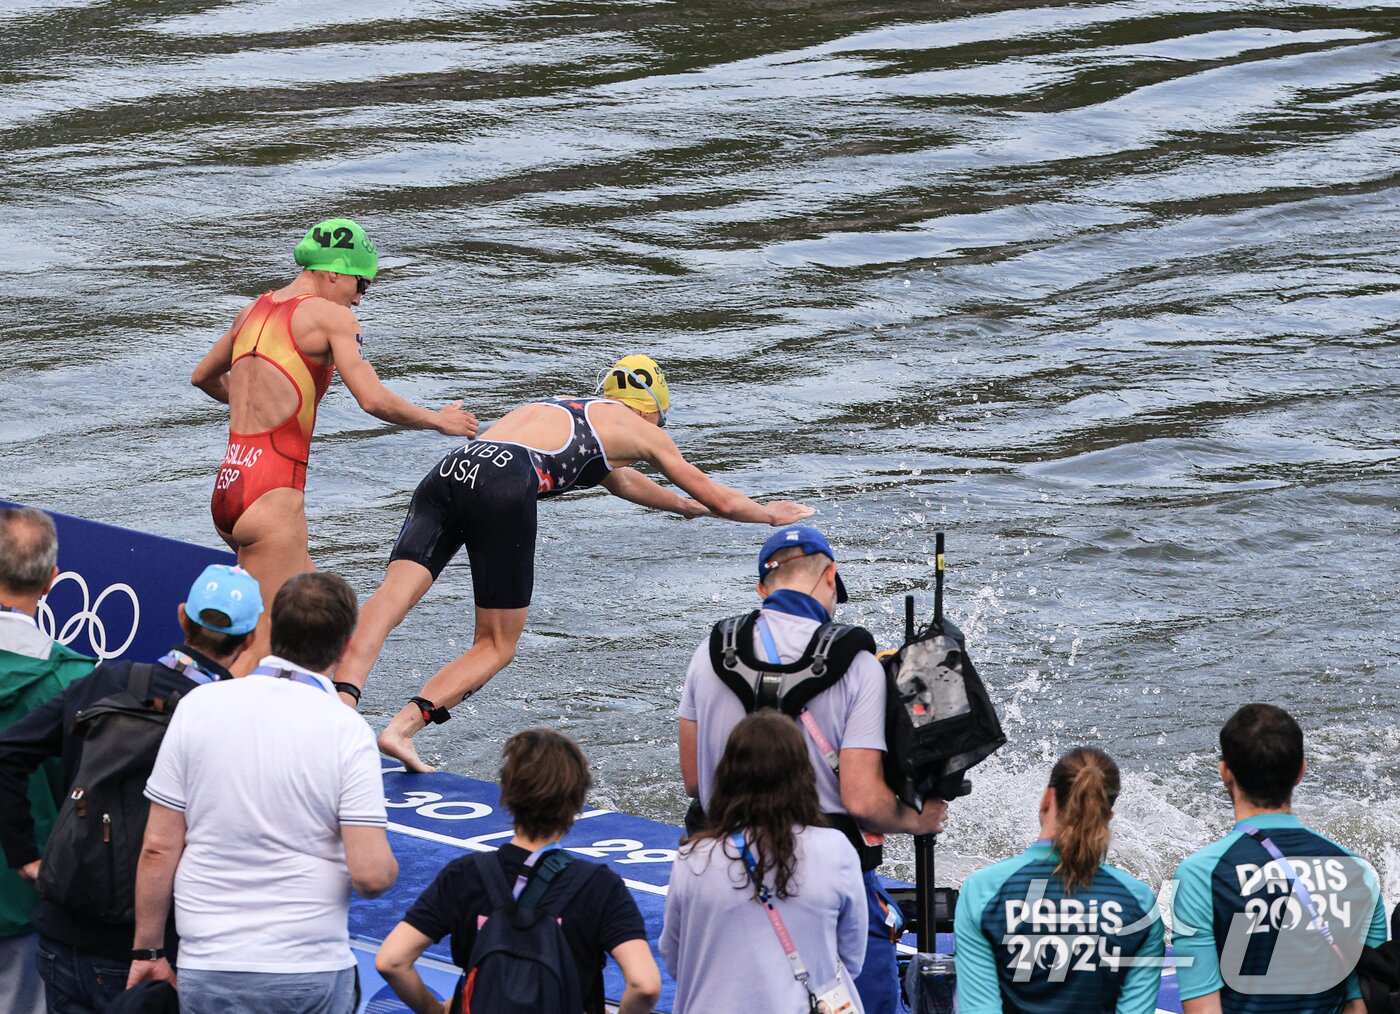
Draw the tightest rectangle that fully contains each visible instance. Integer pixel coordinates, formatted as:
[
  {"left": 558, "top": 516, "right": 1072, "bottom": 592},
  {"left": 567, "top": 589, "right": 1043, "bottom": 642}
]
[
  {"left": 0, "top": 507, "right": 58, "bottom": 595},
  {"left": 759, "top": 546, "right": 832, "bottom": 588}
]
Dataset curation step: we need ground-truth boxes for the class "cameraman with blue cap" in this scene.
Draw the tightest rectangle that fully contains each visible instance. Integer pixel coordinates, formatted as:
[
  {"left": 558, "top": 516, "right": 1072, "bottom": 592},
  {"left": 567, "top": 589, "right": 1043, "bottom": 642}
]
[
  {"left": 678, "top": 526, "right": 948, "bottom": 1014},
  {"left": 0, "top": 564, "right": 259, "bottom": 1014}
]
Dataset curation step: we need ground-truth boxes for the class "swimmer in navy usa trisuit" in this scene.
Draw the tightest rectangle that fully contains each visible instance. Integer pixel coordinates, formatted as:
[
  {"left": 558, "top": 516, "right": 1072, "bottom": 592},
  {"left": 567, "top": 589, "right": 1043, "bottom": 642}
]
[
  {"left": 338, "top": 355, "right": 818, "bottom": 772},
  {"left": 389, "top": 396, "right": 615, "bottom": 610}
]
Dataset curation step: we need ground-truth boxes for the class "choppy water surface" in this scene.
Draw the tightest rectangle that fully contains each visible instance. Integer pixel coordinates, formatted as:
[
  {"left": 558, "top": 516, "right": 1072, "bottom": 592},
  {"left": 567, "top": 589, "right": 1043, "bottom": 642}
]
[{"left": 2, "top": 0, "right": 1397, "bottom": 899}]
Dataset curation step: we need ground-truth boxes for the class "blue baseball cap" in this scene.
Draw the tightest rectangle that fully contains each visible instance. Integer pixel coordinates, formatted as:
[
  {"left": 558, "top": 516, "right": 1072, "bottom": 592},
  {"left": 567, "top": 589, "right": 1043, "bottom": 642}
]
[
  {"left": 757, "top": 526, "right": 849, "bottom": 603},
  {"left": 184, "top": 564, "right": 262, "bottom": 635}
]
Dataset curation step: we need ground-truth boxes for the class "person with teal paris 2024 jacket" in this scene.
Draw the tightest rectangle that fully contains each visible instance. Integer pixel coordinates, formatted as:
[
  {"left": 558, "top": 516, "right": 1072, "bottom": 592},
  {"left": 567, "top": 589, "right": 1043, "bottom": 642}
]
[
  {"left": 955, "top": 746, "right": 1164, "bottom": 1014},
  {"left": 1170, "top": 704, "right": 1386, "bottom": 1014}
]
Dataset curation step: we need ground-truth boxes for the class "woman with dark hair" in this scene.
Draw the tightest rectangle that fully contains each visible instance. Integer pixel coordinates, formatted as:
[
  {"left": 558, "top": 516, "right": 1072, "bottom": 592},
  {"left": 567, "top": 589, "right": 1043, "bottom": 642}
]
[
  {"left": 954, "top": 747, "right": 1164, "bottom": 1013},
  {"left": 375, "top": 728, "right": 661, "bottom": 1014},
  {"left": 660, "top": 710, "right": 868, "bottom": 1013}
]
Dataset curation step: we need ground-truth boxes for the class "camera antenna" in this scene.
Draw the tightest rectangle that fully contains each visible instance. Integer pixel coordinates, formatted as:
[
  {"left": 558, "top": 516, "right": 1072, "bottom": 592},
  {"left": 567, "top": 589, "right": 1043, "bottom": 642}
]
[
  {"left": 904, "top": 593, "right": 915, "bottom": 644},
  {"left": 932, "top": 531, "right": 945, "bottom": 634}
]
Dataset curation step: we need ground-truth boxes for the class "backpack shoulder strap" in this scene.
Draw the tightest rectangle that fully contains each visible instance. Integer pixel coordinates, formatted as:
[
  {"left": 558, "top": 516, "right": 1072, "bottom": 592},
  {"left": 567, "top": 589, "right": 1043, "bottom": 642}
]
[
  {"left": 126, "top": 663, "right": 155, "bottom": 703},
  {"left": 517, "top": 850, "right": 575, "bottom": 909},
  {"left": 473, "top": 851, "right": 516, "bottom": 911},
  {"left": 708, "top": 613, "right": 760, "bottom": 712},
  {"left": 808, "top": 622, "right": 875, "bottom": 676},
  {"left": 779, "top": 623, "right": 878, "bottom": 714},
  {"left": 534, "top": 859, "right": 602, "bottom": 917},
  {"left": 128, "top": 662, "right": 182, "bottom": 714}
]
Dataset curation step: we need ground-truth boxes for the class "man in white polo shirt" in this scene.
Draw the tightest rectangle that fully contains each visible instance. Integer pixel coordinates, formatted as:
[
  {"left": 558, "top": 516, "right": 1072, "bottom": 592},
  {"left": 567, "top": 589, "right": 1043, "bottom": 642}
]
[{"left": 127, "top": 573, "right": 397, "bottom": 1013}]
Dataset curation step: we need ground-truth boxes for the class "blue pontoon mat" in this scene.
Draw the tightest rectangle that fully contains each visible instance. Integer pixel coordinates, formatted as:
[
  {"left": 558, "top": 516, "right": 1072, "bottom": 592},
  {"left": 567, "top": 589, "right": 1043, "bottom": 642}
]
[
  {"left": 5, "top": 499, "right": 1181, "bottom": 1012},
  {"left": 351, "top": 761, "right": 1182, "bottom": 1013}
]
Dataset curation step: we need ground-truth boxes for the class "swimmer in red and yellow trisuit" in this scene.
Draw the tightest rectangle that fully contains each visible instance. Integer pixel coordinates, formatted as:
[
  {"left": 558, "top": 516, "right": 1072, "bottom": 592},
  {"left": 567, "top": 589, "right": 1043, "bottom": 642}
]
[{"left": 193, "top": 218, "right": 478, "bottom": 670}]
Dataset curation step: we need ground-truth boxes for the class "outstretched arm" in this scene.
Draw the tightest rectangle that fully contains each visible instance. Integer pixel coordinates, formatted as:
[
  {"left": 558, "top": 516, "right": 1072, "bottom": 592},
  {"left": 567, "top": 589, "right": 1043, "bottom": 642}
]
[
  {"left": 644, "top": 431, "right": 813, "bottom": 526},
  {"left": 328, "top": 321, "right": 478, "bottom": 437},
  {"left": 601, "top": 467, "right": 709, "bottom": 518}
]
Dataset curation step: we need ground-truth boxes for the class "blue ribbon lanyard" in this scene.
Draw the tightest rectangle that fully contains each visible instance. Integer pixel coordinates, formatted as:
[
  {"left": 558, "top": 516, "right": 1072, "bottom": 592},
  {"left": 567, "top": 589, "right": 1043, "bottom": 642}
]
[
  {"left": 250, "top": 664, "right": 330, "bottom": 693},
  {"left": 512, "top": 842, "right": 564, "bottom": 900},
  {"left": 1238, "top": 825, "right": 1348, "bottom": 964},
  {"left": 756, "top": 616, "right": 783, "bottom": 666},
  {"left": 158, "top": 650, "right": 222, "bottom": 686}
]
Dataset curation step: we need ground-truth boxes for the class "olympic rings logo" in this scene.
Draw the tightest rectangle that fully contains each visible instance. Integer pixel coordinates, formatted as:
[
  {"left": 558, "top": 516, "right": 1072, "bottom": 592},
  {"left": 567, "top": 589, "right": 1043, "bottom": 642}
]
[{"left": 36, "top": 571, "right": 141, "bottom": 660}]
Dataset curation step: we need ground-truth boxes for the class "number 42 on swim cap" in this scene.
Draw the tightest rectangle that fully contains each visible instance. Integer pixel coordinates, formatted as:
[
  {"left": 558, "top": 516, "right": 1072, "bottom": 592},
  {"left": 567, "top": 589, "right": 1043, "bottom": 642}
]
[{"left": 294, "top": 218, "right": 378, "bottom": 280}]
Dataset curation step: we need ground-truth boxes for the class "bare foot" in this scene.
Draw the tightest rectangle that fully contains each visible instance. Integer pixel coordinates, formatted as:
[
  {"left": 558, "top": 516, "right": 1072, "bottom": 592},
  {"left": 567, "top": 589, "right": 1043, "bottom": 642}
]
[{"left": 378, "top": 707, "right": 436, "bottom": 774}]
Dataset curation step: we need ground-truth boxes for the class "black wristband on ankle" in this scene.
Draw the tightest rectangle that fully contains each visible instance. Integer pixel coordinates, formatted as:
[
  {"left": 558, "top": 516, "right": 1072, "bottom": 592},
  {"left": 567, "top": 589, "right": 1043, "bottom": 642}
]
[
  {"left": 333, "top": 682, "right": 361, "bottom": 704},
  {"left": 410, "top": 696, "right": 451, "bottom": 725}
]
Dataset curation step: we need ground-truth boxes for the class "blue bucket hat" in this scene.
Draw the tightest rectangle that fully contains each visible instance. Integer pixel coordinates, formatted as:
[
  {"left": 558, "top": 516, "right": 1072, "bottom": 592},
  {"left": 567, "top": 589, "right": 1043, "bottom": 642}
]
[
  {"left": 184, "top": 564, "right": 262, "bottom": 635},
  {"left": 757, "top": 526, "right": 849, "bottom": 603}
]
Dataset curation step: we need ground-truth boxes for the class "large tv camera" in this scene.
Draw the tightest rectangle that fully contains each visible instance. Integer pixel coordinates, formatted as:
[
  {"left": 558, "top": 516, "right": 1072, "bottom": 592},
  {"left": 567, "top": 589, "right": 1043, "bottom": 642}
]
[
  {"left": 882, "top": 533, "right": 1006, "bottom": 814},
  {"left": 881, "top": 531, "right": 1006, "bottom": 1004}
]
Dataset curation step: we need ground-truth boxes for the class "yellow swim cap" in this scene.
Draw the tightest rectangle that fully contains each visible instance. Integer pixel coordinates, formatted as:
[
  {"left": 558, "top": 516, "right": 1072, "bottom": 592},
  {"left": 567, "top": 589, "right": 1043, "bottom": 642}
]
[{"left": 601, "top": 355, "right": 670, "bottom": 420}]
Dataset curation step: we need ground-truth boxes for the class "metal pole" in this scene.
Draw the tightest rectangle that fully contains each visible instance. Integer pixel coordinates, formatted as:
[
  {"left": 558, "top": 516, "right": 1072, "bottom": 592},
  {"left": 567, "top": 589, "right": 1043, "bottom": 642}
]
[
  {"left": 918, "top": 533, "right": 946, "bottom": 953},
  {"left": 916, "top": 832, "right": 937, "bottom": 952}
]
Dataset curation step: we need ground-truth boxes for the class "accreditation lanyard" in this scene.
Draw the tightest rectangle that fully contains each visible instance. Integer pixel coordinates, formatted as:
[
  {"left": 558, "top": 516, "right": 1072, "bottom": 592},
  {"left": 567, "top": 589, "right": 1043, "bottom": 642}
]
[
  {"left": 756, "top": 618, "right": 840, "bottom": 774},
  {"left": 512, "top": 843, "right": 564, "bottom": 900},
  {"left": 250, "top": 664, "right": 331, "bottom": 693},
  {"left": 733, "top": 832, "right": 820, "bottom": 1009},
  {"left": 158, "top": 650, "right": 222, "bottom": 687},
  {"left": 1238, "top": 825, "right": 1349, "bottom": 965}
]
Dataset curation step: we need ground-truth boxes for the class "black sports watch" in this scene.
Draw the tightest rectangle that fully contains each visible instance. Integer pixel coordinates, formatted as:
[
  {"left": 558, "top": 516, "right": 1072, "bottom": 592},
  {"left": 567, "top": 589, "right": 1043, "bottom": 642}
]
[{"left": 131, "top": 947, "right": 165, "bottom": 961}]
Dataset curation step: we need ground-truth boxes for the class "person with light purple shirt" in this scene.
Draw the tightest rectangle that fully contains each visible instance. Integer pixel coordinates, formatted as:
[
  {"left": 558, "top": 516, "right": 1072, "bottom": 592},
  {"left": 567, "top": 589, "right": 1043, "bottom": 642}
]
[{"left": 662, "top": 711, "right": 868, "bottom": 1013}]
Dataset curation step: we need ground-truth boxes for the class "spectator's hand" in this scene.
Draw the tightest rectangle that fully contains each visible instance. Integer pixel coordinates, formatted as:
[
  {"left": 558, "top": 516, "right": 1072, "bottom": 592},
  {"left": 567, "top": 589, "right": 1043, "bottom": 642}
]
[
  {"left": 435, "top": 401, "right": 479, "bottom": 437},
  {"left": 127, "top": 957, "right": 177, "bottom": 990},
  {"left": 767, "top": 501, "right": 816, "bottom": 526},
  {"left": 18, "top": 860, "right": 40, "bottom": 883},
  {"left": 913, "top": 799, "right": 948, "bottom": 836}
]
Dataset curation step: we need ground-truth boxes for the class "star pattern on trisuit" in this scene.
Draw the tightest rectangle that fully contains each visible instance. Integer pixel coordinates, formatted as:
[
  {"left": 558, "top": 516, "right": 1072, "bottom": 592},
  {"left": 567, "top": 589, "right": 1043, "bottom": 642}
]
[{"left": 532, "top": 397, "right": 610, "bottom": 498}]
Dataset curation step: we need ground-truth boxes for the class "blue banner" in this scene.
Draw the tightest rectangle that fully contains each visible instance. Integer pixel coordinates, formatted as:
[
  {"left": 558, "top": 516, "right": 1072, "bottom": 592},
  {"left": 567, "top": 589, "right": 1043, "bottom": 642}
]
[{"left": 0, "top": 499, "right": 234, "bottom": 663}]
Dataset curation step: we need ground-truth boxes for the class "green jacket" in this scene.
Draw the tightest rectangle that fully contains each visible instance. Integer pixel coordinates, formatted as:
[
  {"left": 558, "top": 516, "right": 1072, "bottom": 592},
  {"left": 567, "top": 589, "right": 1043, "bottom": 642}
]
[{"left": 0, "top": 623, "right": 92, "bottom": 938}]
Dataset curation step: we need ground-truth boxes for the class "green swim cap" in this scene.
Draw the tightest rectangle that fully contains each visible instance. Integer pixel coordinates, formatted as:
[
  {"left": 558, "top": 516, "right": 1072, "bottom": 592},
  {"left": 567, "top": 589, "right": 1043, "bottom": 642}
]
[{"left": 293, "top": 218, "right": 378, "bottom": 279}]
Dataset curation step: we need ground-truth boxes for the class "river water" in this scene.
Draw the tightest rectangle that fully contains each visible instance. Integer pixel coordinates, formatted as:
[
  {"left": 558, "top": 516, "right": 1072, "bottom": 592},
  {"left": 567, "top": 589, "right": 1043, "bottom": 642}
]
[{"left": 2, "top": 0, "right": 1397, "bottom": 901}]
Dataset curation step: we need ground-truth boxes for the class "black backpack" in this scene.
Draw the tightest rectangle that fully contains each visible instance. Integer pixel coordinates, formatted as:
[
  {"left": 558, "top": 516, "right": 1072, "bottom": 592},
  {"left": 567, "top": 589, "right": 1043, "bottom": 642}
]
[
  {"left": 454, "top": 851, "right": 599, "bottom": 1014},
  {"left": 707, "top": 611, "right": 877, "bottom": 717},
  {"left": 1360, "top": 903, "right": 1400, "bottom": 1014},
  {"left": 37, "top": 664, "right": 181, "bottom": 925}
]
